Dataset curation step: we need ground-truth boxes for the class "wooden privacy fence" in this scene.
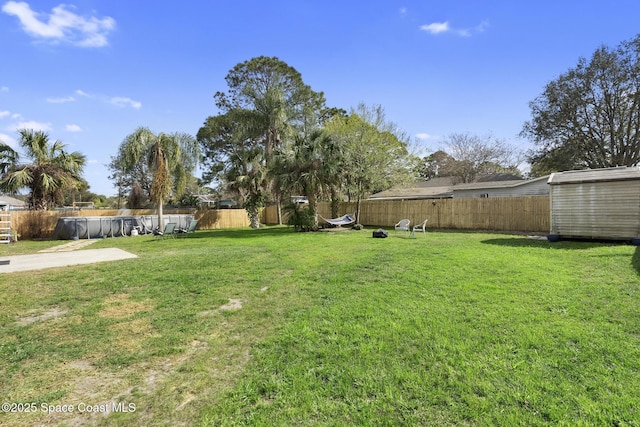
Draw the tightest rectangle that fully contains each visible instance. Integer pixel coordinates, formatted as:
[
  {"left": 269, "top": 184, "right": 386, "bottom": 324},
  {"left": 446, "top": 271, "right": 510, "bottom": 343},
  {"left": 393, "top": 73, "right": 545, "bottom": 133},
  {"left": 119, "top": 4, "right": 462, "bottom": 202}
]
[
  {"left": 11, "top": 208, "right": 250, "bottom": 240},
  {"left": 263, "top": 196, "right": 550, "bottom": 233},
  {"left": 10, "top": 197, "right": 549, "bottom": 239},
  {"left": 196, "top": 209, "right": 250, "bottom": 230}
]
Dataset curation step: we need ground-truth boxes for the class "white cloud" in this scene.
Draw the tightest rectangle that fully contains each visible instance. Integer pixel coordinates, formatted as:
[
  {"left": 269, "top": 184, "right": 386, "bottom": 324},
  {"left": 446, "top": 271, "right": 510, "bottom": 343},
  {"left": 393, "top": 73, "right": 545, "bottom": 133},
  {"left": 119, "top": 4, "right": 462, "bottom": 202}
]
[
  {"left": 399, "top": 7, "right": 407, "bottom": 15},
  {"left": 415, "top": 133, "right": 434, "bottom": 140},
  {"left": 420, "top": 21, "right": 450, "bottom": 35},
  {"left": 87, "top": 159, "right": 98, "bottom": 164},
  {"left": 0, "top": 86, "right": 8, "bottom": 92},
  {"left": 46, "top": 96, "right": 75, "bottom": 103},
  {"left": 13, "top": 120, "right": 52, "bottom": 132},
  {"left": 65, "top": 124, "right": 81, "bottom": 132},
  {"left": 475, "top": 20, "right": 489, "bottom": 33},
  {"left": 48, "top": 88, "right": 141, "bottom": 110},
  {"left": 110, "top": 97, "right": 142, "bottom": 110},
  {"left": 1, "top": 1, "right": 116, "bottom": 47},
  {"left": 1, "top": 111, "right": 52, "bottom": 135},
  {"left": 0, "top": 133, "right": 17, "bottom": 148},
  {"left": 420, "top": 20, "right": 489, "bottom": 37}
]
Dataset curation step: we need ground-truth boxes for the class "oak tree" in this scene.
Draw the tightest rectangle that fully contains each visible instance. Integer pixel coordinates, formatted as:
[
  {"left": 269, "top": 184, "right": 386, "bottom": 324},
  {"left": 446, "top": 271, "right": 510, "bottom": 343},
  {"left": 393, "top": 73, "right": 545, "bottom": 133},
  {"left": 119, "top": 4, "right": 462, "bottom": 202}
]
[{"left": 523, "top": 34, "right": 640, "bottom": 174}]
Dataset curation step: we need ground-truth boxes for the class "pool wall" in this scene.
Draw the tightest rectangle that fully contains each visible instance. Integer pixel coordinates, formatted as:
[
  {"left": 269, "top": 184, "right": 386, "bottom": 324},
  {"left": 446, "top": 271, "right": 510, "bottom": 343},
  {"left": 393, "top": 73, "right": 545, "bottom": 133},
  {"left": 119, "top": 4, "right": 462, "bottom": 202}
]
[{"left": 51, "top": 215, "right": 194, "bottom": 240}]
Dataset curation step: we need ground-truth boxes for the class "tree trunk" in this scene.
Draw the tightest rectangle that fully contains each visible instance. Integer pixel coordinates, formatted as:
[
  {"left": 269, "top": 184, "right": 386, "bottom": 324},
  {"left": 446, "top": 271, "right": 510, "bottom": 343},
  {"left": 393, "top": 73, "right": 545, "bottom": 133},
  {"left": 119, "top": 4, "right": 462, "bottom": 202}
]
[
  {"left": 247, "top": 206, "right": 260, "bottom": 229},
  {"left": 157, "top": 198, "right": 164, "bottom": 230},
  {"left": 276, "top": 196, "right": 282, "bottom": 225},
  {"left": 330, "top": 187, "right": 340, "bottom": 218},
  {"left": 309, "top": 192, "right": 319, "bottom": 230}
]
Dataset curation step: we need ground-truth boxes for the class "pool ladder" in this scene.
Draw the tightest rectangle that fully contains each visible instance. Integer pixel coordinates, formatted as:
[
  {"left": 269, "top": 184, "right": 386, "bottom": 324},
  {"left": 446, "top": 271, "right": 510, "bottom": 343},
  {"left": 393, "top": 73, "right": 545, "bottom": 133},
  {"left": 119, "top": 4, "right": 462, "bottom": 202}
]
[{"left": 0, "top": 208, "right": 11, "bottom": 244}]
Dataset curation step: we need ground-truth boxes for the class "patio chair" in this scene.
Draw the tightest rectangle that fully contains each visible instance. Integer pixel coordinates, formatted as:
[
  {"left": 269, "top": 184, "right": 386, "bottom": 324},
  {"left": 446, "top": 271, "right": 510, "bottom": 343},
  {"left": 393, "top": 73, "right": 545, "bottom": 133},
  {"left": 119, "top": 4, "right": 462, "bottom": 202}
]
[
  {"left": 394, "top": 219, "right": 411, "bottom": 236},
  {"left": 175, "top": 219, "right": 198, "bottom": 237},
  {"left": 411, "top": 219, "right": 428, "bottom": 238},
  {"left": 153, "top": 222, "right": 177, "bottom": 239}
]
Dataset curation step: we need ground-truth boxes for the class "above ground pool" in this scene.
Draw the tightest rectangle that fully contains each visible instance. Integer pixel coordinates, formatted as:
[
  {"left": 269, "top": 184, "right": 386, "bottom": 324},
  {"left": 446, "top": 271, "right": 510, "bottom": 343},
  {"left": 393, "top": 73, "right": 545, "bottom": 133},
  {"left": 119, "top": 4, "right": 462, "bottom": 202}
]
[{"left": 51, "top": 215, "right": 194, "bottom": 240}]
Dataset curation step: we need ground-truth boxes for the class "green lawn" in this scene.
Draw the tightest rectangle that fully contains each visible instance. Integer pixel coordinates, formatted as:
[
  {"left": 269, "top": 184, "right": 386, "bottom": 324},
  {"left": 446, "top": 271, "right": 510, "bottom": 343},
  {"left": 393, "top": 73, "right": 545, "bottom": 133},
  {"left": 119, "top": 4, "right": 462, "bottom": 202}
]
[{"left": 1, "top": 228, "right": 639, "bottom": 426}]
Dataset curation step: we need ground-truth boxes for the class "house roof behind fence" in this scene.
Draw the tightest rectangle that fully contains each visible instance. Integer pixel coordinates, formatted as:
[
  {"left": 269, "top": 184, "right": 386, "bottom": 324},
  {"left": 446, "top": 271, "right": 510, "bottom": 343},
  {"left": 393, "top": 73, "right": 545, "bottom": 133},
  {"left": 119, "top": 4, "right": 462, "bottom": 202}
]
[
  {"left": 0, "top": 194, "right": 27, "bottom": 208},
  {"left": 453, "top": 175, "right": 549, "bottom": 191},
  {"left": 197, "top": 194, "right": 217, "bottom": 203},
  {"left": 477, "top": 173, "right": 524, "bottom": 182},
  {"left": 368, "top": 177, "right": 454, "bottom": 200}
]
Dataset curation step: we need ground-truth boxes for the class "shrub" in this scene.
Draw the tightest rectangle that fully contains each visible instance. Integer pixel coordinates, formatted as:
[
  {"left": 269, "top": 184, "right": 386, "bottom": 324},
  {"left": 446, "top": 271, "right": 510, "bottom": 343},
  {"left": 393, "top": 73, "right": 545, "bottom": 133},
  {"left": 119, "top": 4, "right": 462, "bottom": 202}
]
[{"left": 284, "top": 203, "right": 315, "bottom": 232}]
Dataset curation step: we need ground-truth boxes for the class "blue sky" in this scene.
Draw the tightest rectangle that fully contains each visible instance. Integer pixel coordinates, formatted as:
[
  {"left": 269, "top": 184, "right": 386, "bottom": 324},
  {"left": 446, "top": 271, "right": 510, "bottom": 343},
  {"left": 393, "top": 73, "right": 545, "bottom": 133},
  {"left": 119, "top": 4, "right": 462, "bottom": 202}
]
[{"left": 1, "top": 1, "right": 639, "bottom": 196}]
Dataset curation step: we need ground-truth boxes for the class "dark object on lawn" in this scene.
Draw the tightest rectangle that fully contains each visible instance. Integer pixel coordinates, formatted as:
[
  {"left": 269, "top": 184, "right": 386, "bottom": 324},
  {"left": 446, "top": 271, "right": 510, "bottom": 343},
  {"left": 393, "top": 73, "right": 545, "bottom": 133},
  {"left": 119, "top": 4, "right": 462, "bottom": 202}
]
[
  {"left": 352, "top": 224, "right": 364, "bottom": 230},
  {"left": 547, "top": 234, "right": 560, "bottom": 242},
  {"left": 0, "top": 260, "right": 10, "bottom": 265},
  {"left": 373, "top": 229, "right": 388, "bottom": 238}
]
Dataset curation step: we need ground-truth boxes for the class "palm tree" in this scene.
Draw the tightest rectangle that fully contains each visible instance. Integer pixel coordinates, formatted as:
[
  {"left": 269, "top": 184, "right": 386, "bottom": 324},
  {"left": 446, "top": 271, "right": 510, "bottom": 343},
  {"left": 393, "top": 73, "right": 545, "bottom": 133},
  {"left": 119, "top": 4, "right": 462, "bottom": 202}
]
[
  {"left": 226, "top": 146, "right": 268, "bottom": 229},
  {"left": 213, "top": 57, "right": 326, "bottom": 225},
  {"left": 197, "top": 109, "right": 271, "bottom": 228},
  {"left": 0, "top": 141, "right": 18, "bottom": 175},
  {"left": 258, "top": 85, "right": 290, "bottom": 225},
  {"left": 118, "top": 127, "right": 200, "bottom": 227},
  {"left": 0, "top": 130, "right": 86, "bottom": 210},
  {"left": 278, "top": 129, "right": 342, "bottom": 229}
]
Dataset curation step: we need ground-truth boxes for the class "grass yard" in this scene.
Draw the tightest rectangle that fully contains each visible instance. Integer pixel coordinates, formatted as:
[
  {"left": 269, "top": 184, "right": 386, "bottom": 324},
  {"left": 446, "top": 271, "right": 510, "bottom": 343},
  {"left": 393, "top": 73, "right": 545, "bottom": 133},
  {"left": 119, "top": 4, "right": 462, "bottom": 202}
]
[{"left": 1, "top": 227, "right": 639, "bottom": 426}]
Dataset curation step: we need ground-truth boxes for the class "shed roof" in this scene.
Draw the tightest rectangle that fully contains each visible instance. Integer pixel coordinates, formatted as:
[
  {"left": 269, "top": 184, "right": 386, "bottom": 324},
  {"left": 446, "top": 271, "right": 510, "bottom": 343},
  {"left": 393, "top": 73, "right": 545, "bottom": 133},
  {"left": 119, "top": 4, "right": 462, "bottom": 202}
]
[{"left": 548, "top": 167, "right": 640, "bottom": 185}]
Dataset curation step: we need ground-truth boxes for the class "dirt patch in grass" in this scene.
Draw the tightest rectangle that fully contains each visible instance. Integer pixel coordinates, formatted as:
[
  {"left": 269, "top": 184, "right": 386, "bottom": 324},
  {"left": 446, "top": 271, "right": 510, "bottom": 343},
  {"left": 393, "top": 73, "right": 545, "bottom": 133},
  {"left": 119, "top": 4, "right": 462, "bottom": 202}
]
[
  {"left": 67, "top": 359, "right": 93, "bottom": 371},
  {"left": 198, "top": 298, "right": 244, "bottom": 317},
  {"left": 71, "top": 367, "right": 125, "bottom": 400},
  {"left": 15, "top": 306, "right": 68, "bottom": 326},
  {"left": 109, "top": 318, "right": 160, "bottom": 352},
  {"left": 219, "top": 298, "right": 243, "bottom": 311},
  {"left": 98, "top": 293, "right": 153, "bottom": 319},
  {"left": 142, "top": 339, "right": 209, "bottom": 394},
  {"left": 54, "top": 339, "right": 212, "bottom": 426}
]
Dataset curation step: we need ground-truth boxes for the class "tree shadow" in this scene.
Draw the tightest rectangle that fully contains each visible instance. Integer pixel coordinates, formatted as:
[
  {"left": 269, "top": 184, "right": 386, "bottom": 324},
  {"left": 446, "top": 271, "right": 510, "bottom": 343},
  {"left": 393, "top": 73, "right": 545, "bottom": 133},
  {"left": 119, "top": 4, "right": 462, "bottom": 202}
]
[
  {"left": 632, "top": 246, "right": 640, "bottom": 276},
  {"left": 175, "top": 226, "right": 296, "bottom": 240},
  {"left": 483, "top": 236, "right": 640, "bottom": 276},
  {"left": 481, "top": 236, "right": 564, "bottom": 249},
  {"left": 481, "top": 235, "right": 631, "bottom": 250}
]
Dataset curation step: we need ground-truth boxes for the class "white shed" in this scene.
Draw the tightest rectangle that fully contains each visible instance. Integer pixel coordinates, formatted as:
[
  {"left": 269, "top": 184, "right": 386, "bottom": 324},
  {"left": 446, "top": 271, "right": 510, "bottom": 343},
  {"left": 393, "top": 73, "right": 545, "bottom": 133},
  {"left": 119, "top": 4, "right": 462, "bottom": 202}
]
[{"left": 548, "top": 167, "right": 640, "bottom": 241}]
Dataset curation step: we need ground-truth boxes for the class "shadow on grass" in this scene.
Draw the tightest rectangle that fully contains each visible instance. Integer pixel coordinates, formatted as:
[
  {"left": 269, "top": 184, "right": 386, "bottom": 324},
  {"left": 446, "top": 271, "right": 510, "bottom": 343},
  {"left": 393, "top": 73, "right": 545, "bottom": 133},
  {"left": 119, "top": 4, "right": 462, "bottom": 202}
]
[
  {"left": 484, "top": 236, "right": 640, "bottom": 277},
  {"left": 186, "top": 225, "right": 373, "bottom": 239},
  {"left": 632, "top": 246, "right": 640, "bottom": 276},
  {"left": 481, "top": 236, "right": 626, "bottom": 250},
  {"left": 173, "top": 226, "right": 296, "bottom": 240},
  {"left": 481, "top": 236, "right": 559, "bottom": 249}
]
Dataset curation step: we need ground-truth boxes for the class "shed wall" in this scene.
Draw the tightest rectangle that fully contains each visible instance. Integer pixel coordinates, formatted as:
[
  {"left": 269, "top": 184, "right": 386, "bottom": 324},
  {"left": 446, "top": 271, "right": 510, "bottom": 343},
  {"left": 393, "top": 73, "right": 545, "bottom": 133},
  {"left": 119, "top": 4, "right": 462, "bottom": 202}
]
[{"left": 550, "top": 180, "right": 640, "bottom": 239}]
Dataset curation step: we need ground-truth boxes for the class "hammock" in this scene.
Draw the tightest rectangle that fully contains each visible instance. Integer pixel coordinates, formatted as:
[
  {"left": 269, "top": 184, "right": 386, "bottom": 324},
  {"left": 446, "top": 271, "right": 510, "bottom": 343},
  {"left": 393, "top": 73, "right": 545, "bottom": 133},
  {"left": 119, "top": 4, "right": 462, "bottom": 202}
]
[{"left": 319, "top": 213, "right": 356, "bottom": 226}]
